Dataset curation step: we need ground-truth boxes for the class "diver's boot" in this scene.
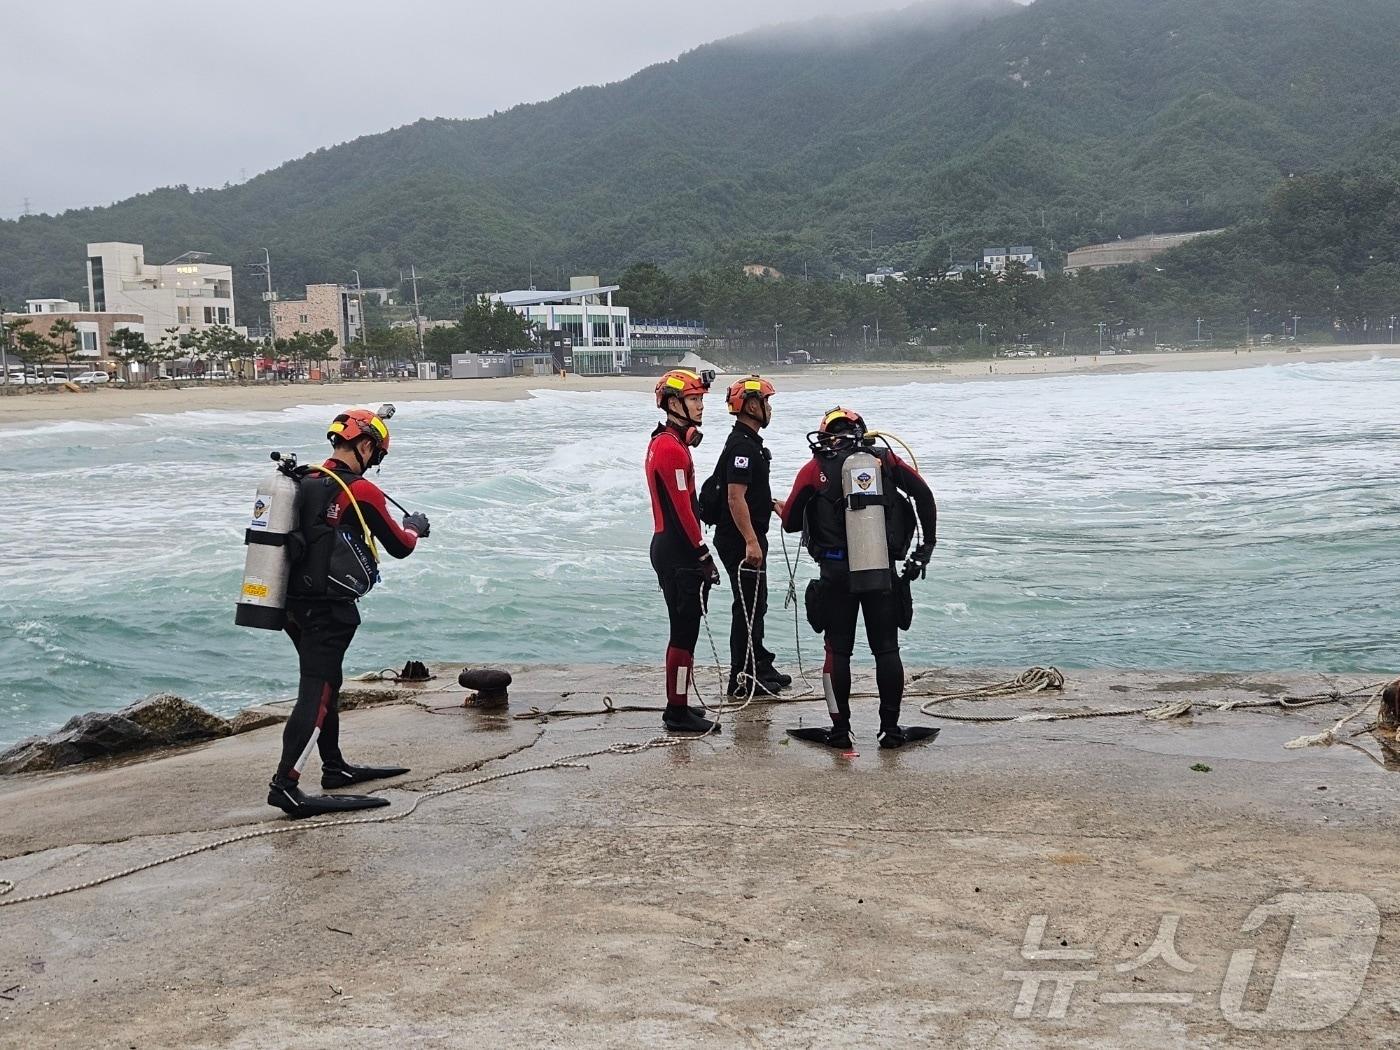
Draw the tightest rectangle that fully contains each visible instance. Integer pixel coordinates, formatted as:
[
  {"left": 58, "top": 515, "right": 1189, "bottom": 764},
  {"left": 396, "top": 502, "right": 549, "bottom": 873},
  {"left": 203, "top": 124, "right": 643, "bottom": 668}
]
[
  {"left": 267, "top": 776, "right": 390, "bottom": 819},
  {"left": 787, "top": 723, "right": 854, "bottom": 750},
  {"left": 877, "top": 725, "right": 941, "bottom": 749},
  {"left": 663, "top": 705, "right": 720, "bottom": 735},
  {"left": 727, "top": 676, "right": 754, "bottom": 700},
  {"left": 321, "top": 762, "right": 411, "bottom": 789},
  {"left": 757, "top": 664, "right": 792, "bottom": 690}
]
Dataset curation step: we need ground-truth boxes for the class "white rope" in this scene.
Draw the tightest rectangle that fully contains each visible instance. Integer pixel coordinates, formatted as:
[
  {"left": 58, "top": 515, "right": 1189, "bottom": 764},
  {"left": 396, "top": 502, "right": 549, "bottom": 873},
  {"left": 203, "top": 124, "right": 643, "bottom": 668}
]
[{"left": 0, "top": 735, "right": 682, "bottom": 909}]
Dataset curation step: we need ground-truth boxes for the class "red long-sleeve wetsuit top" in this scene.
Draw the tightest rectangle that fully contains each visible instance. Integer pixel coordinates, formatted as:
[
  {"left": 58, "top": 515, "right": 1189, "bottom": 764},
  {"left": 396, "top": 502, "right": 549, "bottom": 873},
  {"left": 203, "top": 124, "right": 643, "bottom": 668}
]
[
  {"left": 645, "top": 424, "right": 706, "bottom": 568},
  {"left": 319, "top": 461, "right": 421, "bottom": 559}
]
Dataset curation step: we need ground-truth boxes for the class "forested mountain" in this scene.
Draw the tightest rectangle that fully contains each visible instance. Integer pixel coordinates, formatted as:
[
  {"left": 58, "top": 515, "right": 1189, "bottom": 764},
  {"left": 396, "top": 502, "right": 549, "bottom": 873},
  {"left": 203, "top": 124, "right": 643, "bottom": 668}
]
[{"left": 3, "top": 0, "right": 1399, "bottom": 322}]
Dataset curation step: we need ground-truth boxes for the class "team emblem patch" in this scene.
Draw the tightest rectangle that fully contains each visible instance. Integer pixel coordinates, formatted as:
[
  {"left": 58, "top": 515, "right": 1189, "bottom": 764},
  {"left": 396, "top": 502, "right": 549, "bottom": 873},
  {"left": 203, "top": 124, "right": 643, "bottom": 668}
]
[{"left": 856, "top": 471, "right": 874, "bottom": 491}]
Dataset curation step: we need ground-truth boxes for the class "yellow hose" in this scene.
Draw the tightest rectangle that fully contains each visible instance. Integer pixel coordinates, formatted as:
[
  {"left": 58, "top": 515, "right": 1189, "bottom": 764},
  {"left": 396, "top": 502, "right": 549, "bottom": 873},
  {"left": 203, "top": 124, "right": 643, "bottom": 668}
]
[{"left": 867, "top": 430, "right": 920, "bottom": 472}]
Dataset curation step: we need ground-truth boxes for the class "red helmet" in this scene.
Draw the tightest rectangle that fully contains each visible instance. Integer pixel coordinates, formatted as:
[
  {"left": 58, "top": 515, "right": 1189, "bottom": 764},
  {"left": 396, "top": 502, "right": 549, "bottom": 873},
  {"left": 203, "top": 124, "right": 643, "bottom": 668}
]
[
  {"left": 328, "top": 408, "right": 391, "bottom": 463},
  {"left": 818, "top": 407, "right": 865, "bottom": 435},
  {"left": 654, "top": 368, "right": 712, "bottom": 408},
  {"left": 726, "top": 375, "right": 776, "bottom": 414}
]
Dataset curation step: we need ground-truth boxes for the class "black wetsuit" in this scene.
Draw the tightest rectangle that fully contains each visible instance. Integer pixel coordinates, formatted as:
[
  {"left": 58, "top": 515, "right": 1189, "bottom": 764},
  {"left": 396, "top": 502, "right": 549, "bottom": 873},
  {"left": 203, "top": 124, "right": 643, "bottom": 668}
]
[
  {"left": 714, "top": 421, "right": 776, "bottom": 691},
  {"left": 781, "top": 448, "right": 937, "bottom": 733},
  {"left": 275, "top": 463, "right": 420, "bottom": 782}
]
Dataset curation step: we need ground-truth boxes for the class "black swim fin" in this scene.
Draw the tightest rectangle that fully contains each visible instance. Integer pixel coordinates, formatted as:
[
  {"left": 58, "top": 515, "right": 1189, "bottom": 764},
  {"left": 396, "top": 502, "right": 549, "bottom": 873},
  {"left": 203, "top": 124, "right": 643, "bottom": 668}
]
[
  {"left": 321, "top": 763, "right": 411, "bottom": 789},
  {"left": 877, "top": 725, "right": 941, "bottom": 749},
  {"left": 268, "top": 780, "right": 391, "bottom": 819},
  {"left": 787, "top": 726, "right": 855, "bottom": 750}
]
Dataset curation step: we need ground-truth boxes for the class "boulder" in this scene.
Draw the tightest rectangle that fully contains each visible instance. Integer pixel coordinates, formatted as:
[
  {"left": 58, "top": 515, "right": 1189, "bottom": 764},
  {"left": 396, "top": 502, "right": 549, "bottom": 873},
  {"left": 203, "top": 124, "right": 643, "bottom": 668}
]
[
  {"left": 0, "top": 713, "right": 156, "bottom": 774},
  {"left": 229, "top": 706, "right": 289, "bottom": 734},
  {"left": 120, "top": 693, "right": 232, "bottom": 744}
]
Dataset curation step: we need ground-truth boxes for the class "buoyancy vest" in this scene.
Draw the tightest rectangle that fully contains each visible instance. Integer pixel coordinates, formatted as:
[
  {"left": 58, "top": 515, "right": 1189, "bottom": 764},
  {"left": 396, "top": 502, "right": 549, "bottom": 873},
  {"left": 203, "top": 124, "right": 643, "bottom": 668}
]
[
  {"left": 802, "top": 447, "right": 917, "bottom": 565},
  {"left": 286, "top": 467, "right": 380, "bottom": 601}
]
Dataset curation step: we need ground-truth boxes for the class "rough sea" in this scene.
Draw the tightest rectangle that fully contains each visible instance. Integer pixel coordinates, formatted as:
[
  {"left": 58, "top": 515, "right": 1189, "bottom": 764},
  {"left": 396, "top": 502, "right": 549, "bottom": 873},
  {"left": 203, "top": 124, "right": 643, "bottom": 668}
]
[{"left": 3, "top": 359, "right": 1398, "bottom": 747}]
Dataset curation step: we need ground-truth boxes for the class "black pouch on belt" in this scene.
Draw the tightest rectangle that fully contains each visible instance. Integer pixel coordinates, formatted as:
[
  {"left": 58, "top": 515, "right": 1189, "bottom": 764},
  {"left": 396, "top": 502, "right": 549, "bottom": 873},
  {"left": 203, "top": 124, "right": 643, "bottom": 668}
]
[
  {"left": 804, "top": 578, "right": 827, "bottom": 633},
  {"left": 895, "top": 575, "right": 914, "bottom": 631}
]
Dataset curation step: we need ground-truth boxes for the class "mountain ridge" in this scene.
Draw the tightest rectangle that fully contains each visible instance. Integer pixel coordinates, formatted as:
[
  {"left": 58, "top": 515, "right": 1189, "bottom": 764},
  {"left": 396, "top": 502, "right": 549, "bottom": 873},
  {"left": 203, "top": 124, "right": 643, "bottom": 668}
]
[{"left": 3, "top": 0, "right": 1398, "bottom": 318}]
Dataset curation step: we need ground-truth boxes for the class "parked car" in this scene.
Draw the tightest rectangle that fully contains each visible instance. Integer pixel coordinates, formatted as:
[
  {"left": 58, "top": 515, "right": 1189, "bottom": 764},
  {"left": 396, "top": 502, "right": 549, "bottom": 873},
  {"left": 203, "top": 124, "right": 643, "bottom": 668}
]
[
  {"left": 74, "top": 371, "right": 111, "bottom": 385},
  {"left": 44, "top": 374, "right": 71, "bottom": 385}
]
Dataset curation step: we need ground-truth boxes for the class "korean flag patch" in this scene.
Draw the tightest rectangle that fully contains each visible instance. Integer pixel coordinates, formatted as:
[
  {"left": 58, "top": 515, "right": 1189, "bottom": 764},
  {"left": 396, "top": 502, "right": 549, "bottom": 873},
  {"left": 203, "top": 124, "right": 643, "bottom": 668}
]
[{"left": 733, "top": 455, "right": 750, "bottom": 470}]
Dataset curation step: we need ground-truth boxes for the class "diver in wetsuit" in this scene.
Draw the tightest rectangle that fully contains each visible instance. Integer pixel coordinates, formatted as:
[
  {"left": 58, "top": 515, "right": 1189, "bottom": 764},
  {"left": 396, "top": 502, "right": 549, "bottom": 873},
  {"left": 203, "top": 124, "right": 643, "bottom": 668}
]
[
  {"left": 267, "top": 407, "right": 431, "bottom": 818},
  {"left": 780, "top": 407, "right": 938, "bottom": 749},
  {"left": 645, "top": 368, "right": 722, "bottom": 734}
]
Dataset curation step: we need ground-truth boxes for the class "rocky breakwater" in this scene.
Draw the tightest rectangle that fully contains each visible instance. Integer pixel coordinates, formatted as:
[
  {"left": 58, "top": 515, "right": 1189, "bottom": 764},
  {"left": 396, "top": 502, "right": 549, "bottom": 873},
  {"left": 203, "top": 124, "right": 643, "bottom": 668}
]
[{"left": 0, "top": 694, "right": 287, "bottom": 774}]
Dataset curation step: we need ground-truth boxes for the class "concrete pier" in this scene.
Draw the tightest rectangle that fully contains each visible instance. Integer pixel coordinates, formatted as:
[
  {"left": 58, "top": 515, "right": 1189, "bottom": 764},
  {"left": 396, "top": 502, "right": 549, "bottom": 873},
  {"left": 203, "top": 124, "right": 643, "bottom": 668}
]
[{"left": 0, "top": 665, "right": 1396, "bottom": 1047}]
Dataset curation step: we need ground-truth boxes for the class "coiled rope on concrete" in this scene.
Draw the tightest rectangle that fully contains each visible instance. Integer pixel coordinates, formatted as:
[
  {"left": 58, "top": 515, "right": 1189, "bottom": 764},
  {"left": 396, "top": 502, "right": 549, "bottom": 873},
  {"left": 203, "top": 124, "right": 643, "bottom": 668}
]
[{"left": 0, "top": 734, "right": 684, "bottom": 909}]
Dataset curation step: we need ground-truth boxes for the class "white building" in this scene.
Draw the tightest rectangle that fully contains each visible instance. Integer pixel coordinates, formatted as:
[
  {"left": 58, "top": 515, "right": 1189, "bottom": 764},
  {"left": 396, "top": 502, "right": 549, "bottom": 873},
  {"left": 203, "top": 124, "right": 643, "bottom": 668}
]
[
  {"left": 86, "top": 242, "right": 239, "bottom": 335},
  {"left": 865, "top": 267, "right": 907, "bottom": 285},
  {"left": 490, "top": 276, "right": 630, "bottom": 375},
  {"left": 982, "top": 246, "right": 1045, "bottom": 279},
  {"left": 25, "top": 298, "right": 84, "bottom": 314}
]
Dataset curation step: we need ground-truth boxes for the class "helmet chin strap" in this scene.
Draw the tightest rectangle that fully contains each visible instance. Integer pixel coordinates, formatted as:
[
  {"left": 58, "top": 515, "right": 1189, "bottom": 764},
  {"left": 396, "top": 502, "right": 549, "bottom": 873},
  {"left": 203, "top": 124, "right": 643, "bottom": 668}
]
[{"left": 666, "top": 398, "right": 703, "bottom": 445}]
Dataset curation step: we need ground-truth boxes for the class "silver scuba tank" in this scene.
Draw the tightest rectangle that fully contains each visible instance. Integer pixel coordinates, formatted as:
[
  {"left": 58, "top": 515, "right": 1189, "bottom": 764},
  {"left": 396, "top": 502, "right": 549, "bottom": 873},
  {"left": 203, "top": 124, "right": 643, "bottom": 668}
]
[
  {"left": 234, "top": 454, "right": 302, "bottom": 630},
  {"left": 842, "top": 448, "right": 891, "bottom": 593}
]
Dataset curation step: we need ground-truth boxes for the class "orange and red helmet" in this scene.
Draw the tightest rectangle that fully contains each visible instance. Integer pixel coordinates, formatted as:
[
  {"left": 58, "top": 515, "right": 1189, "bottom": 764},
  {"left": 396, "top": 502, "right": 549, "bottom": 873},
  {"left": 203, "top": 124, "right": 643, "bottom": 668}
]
[
  {"left": 726, "top": 375, "right": 776, "bottom": 415},
  {"left": 808, "top": 406, "right": 867, "bottom": 457},
  {"left": 328, "top": 407, "right": 391, "bottom": 465},
  {"left": 654, "top": 368, "right": 713, "bottom": 408},
  {"left": 818, "top": 406, "right": 865, "bottom": 436}
]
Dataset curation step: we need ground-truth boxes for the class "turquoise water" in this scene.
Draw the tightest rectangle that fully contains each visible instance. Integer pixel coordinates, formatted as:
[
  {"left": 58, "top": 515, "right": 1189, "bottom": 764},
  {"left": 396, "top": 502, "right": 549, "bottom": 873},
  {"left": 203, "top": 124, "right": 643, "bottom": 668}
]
[{"left": 3, "top": 360, "right": 1398, "bottom": 747}]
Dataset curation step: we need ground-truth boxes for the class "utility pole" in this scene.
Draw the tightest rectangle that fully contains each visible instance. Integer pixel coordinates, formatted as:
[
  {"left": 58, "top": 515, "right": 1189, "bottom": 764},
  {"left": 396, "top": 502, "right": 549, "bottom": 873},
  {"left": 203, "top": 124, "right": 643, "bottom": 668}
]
[
  {"left": 1196, "top": 317, "right": 1203, "bottom": 341},
  {"left": 1096, "top": 322, "right": 1108, "bottom": 352},
  {"left": 977, "top": 322, "right": 987, "bottom": 346},
  {"left": 1292, "top": 314, "right": 1302, "bottom": 340},
  {"left": 862, "top": 324, "right": 869, "bottom": 353},
  {"left": 410, "top": 264, "right": 424, "bottom": 359},
  {"left": 250, "top": 248, "right": 274, "bottom": 379},
  {"left": 773, "top": 322, "right": 782, "bottom": 366},
  {"left": 874, "top": 316, "right": 880, "bottom": 350}
]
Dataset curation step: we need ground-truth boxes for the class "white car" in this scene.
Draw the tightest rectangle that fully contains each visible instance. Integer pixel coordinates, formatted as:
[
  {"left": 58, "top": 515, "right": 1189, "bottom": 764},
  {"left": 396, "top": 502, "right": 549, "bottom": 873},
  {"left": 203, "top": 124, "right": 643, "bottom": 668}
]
[
  {"left": 44, "top": 374, "right": 71, "bottom": 385},
  {"left": 74, "top": 371, "right": 111, "bottom": 385}
]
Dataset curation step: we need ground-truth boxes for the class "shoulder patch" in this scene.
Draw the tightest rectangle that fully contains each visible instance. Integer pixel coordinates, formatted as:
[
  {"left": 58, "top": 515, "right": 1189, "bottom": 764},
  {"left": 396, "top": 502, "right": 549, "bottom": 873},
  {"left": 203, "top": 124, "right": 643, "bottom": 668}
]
[
  {"left": 733, "top": 455, "right": 750, "bottom": 470},
  {"left": 675, "top": 469, "right": 688, "bottom": 492}
]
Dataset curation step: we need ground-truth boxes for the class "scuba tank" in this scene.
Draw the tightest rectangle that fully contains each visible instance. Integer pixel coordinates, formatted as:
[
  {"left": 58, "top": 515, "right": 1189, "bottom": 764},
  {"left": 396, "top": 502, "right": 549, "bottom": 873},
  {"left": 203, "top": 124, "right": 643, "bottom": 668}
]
[
  {"left": 842, "top": 447, "right": 892, "bottom": 593},
  {"left": 234, "top": 452, "right": 302, "bottom": 631}
]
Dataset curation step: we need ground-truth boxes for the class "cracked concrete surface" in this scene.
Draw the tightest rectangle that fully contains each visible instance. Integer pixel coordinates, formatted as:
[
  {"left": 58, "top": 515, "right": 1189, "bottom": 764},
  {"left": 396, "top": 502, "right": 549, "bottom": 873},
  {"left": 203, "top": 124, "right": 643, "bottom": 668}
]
[{"left": 0, "top": 664, "right": 1397, "bottom": 1048}]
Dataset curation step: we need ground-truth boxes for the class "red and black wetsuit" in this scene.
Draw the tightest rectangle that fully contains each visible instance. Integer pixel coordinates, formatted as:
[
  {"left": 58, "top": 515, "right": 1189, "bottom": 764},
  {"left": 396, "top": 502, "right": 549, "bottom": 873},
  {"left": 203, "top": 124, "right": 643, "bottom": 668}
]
[
  {"left": 275, "top": 462, "right": 421, "bottom": 783},
  {"left": 781, "top": 448, "right": 937, "bottom": 734},
  {"left": 645, "top": 423, "right": 712, "bottom": 711}
]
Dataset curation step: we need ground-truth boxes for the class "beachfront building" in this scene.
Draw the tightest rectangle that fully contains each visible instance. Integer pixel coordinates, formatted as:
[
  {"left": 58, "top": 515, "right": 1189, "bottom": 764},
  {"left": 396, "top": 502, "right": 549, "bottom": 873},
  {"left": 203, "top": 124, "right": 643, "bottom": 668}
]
[
  {"left": 1064, "top": 230, "right": 1225, "bottom": 274},
  {"left": 270, "top": 283, "right": 363, "bottom": 353},
  {"left": 3, "top": 301, "right": 144, "bottom": 363},
  {"left": 85, "top": 242, "right": 238, "bottom": 336},
  {"left": 490, "top": 277, "right": 631, "bottom": 375},
  {"left": 630, "top": 319, "right": 708, "bottom": 371}
]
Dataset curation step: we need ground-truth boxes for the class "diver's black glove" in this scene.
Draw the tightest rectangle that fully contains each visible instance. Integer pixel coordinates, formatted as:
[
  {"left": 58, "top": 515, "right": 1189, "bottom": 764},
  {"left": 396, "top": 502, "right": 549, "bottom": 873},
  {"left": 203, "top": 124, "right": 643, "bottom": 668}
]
[
  {"left": 403, "top": 511, "right": 431, "bottom": 538},
  {"left": 902, "top": 543, "right": 933, "bottom": 582},
  {"left": 697, "top": 546, "right": 722, "bottom": 588}
]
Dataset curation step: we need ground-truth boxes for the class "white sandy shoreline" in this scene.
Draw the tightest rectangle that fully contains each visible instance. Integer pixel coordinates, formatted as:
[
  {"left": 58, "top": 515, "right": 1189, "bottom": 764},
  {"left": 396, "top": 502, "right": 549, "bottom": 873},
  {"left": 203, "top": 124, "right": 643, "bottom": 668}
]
[{"left": 2, "top": 343, "right": 1397, "bottom": 428}]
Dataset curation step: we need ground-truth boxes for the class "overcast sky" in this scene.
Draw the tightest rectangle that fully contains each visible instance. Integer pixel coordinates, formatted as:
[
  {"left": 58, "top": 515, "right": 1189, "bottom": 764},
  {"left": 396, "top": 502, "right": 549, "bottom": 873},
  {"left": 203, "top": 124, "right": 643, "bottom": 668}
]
[{"left": 1, "top": 0, "right": 972, "bottom": 220}]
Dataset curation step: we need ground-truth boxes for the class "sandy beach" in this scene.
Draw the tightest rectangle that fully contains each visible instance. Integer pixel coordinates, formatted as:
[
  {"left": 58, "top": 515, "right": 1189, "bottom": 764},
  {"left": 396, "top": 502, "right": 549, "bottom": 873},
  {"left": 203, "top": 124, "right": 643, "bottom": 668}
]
[
  {"left": 3, "top": 343, "right": 1397, "bottom": 427},
  {"left": 1, "top": 662, "right": 1396, "bottom": 1047}
]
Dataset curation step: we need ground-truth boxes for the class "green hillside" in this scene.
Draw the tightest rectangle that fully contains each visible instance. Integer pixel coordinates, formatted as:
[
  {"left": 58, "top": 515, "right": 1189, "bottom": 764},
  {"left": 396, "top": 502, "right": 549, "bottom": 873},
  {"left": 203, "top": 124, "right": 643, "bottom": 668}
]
[{"left": 3, "top": 0, "right": 1399, "bottom": 321}]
